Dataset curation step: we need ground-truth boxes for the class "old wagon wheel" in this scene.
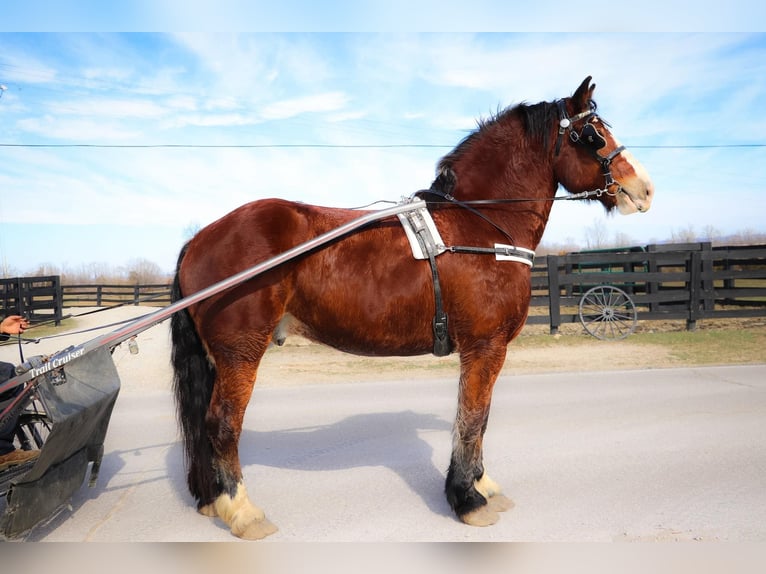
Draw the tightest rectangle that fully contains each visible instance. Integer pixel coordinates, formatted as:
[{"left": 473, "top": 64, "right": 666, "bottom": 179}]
[{"left": 578, "top": 285, "right": 637, "bottom": 340}]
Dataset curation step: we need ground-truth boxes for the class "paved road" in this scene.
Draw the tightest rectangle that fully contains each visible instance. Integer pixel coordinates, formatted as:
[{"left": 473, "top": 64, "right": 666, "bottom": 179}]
[{"left": 11, "top": 364, "right": 766, "bottom": 542}]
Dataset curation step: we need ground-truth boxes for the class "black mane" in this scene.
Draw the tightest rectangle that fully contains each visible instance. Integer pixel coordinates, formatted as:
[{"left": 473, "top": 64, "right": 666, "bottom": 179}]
[
  {"left": 427, "top": 97, "right": 600, "bottom": 197},
  {"left": 426, "top": 100, "right": 559, "bottom": 197},
  {"left": 438, "top": 100, "right": 558, "bottom": 172}
]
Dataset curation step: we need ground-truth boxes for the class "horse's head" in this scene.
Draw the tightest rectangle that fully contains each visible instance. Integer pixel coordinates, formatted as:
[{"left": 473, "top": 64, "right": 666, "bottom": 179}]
[{"left": 554, "top": 76, "right": 654, "bottom": 215}]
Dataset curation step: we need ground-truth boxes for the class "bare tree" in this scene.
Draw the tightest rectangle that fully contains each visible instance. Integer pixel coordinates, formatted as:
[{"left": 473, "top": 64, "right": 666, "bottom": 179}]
[
  {"left": 537, "top": 238, "right": 581, "bottom": 256},
  {"left": 583, "top": 217, "right": 610, "bottom": 249},
  {"left": 31, "top": 262, "right": 61, "bottom": 277},
  {"left": 728, "top": 228, "right": 766, "bottom": 245},
  {"left": 671, "top": 224, "right": 698, "bottom": 243},
  {"left": 612, "top": 231, "right": 637, "bottom": 248},
  {"left": 1, "top": 260, "right": 18, "bottom": 279},
  {"left": 126, "top": 258, "right": 165, "bottom": 284},
  {"left": 701, "top": 224, "right": 721, "bottom": 243},
  {"left": 65, "top": 262, "right": 114, "bottom": 284}
]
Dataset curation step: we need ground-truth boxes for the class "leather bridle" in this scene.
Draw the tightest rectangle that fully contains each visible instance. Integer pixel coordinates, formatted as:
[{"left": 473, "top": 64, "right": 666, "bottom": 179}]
[{"left": 555, "top": 99, "right": 626, "bottom": 197}]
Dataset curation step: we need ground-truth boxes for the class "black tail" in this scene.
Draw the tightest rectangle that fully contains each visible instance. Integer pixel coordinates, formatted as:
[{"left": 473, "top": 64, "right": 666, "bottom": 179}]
[{"left": 170, "top": 242, "right": 218, "bottom": 507}]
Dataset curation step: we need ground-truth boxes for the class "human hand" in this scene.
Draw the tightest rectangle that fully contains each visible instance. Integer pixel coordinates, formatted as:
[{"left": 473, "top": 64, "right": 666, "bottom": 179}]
[{"left": 0, "top": 315, "right": 30, "bottom": 335}]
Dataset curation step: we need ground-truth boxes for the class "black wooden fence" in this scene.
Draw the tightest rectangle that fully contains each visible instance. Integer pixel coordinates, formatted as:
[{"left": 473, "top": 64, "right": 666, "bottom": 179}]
[
  {"left": 0, "top": 280, "right": 167, "bottom": 326},
  {"left": 3, "top": 243, "right": 765, "bottom": 332},
  {"left": 0, "top": 275, "right": 63, "bottom": 325},
  {"left": 533, "top": 242, "right": 766, "bottom": 333},
  {"left": 62, "top": 283, "right": 172, "bottom": 308}
]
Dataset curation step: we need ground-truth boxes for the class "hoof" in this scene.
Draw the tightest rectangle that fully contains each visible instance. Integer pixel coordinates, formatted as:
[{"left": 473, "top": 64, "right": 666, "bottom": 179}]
[
  {"left": 211, "top": 482, "right": 280, "bottom": 540},
  {"left": 460, "top": 474, "right": 514, "bottom": 527},
  {"left": 234, "top": 516, "right": 279, "bottom": 540},
  {"left": 461, "top": 505, "right": 501, "bottom": 527}
]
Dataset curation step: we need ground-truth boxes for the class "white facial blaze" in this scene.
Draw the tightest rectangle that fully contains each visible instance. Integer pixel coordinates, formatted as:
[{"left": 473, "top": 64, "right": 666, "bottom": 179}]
[{"left": 611, "top": 136, "right": 654, "bottom": 215}]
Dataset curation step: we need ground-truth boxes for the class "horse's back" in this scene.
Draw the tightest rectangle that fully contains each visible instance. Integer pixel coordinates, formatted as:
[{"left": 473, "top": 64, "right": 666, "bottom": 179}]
[{"left": 180, "top": 199, "right": 362, "bottom": 289}]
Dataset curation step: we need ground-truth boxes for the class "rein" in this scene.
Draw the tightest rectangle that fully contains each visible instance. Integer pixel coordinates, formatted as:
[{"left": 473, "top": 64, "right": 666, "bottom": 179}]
[{"left": 416, "top": 185, "right": 613, "bottom": 205}]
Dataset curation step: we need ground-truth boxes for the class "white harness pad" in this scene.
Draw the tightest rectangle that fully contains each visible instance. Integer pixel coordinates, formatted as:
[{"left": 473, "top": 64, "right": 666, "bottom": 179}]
[
  {"left": 397, "top": 199, "right": 446, "bottom": 260},
  {"left": 493, "top": 244, "right": 535, "bottom": 267}
]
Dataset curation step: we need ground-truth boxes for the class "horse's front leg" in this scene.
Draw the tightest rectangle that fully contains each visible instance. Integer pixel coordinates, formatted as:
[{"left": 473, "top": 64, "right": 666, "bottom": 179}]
[
  {"left": 446, "top": 344, "right": 514, "bottom": 526},
  {"left": 198, "top": 361, "right": 278, "bottom": 540}
]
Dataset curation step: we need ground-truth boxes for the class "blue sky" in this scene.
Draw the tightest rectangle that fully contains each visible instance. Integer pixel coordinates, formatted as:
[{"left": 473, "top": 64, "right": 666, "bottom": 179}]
[{"left": 1, "top": 5, "right": 765, "bottom": 275}]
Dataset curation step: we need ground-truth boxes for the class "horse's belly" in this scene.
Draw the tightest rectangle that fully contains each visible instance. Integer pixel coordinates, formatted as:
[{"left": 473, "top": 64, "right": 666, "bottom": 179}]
[{"left": 274, "top": 313, "right": 434, "bottom": 357}]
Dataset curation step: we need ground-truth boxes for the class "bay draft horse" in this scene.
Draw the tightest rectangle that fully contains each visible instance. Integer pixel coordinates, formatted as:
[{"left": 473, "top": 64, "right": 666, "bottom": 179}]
[{"left": 170, "top": 77, "right": 654, "bottom": 539}]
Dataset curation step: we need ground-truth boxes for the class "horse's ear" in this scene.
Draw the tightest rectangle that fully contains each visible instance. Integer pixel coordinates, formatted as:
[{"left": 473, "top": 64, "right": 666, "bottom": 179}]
[{"left": 572, "top": 76, "right": 595, "bottom": 109}]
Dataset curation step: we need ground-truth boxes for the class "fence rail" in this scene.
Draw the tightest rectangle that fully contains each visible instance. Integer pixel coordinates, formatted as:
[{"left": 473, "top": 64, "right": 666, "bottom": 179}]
[
  {"left": 61, "top": 283, "right": 172, "bottom": 308},
  {"left": 3, "top": 242, "right": 765, "bottom": 333}
]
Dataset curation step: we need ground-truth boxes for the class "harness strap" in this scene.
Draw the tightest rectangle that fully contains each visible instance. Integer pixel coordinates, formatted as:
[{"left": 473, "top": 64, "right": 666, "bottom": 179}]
[
  {"left": 405, "top": 213, "right": 451, "bottom": 356},
  {"left": 425, "top": 246, "right": 451, "bottom": 357},
  {"left": 447, "top": 244, "right": 535, "bottom": 267}
]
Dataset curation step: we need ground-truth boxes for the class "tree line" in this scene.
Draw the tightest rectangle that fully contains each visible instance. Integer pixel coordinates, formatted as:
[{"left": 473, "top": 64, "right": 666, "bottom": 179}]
[
  {"left": 11, "top": 258, "right": 171, "bottom": 285},
  {"left": 537, "top": 223, "right": 766, "bottom": 256}
]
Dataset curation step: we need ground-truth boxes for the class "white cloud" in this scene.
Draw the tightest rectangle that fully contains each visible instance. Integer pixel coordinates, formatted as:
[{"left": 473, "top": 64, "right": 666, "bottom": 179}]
[
  {"left": 163, "top": 112, "right": 255, "bottom": 129},
  {"left": 47, "top": 98, "right": 168, "bottom": 119},
  {"left": 171, "top": 32, "right": 335, "bottom": 88},
  {"left": 81, "top": 66, "right": 132, "bottom": 82},
  {"left": 16, "top": 115, "right": 142, "bottom": 140},
  {"left": 0, "top": 52, "right": 58, "bottom": 84},
  {"left": 260, "top": 91, "right": 350, "bottom": 120}
]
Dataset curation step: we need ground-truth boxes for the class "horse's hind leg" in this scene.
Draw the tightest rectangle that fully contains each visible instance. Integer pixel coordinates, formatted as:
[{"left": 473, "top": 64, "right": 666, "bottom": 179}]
[
  {"left": 446, "top": 344, "right": 514, "bottom": 526},
  {"left": 200, "top": 359, "right": 278, "bottom": 540}
]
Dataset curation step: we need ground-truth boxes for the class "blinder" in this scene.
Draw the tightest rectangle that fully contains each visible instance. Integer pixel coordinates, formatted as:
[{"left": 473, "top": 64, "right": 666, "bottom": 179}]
[{"left": 574, "top": 121, "right": 607, "bottom": 150}]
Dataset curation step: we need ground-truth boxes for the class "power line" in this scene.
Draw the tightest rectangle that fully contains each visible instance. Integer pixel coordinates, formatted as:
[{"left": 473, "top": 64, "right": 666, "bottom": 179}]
[
  {"left": 631, "top": 144, "right": 766, "bottom": 149},
  {"left": 0, "top": 143, "right": 449, "bottom": 149},
  {"left": 0, "top": 143, "right": 764, "bottom": 150}
]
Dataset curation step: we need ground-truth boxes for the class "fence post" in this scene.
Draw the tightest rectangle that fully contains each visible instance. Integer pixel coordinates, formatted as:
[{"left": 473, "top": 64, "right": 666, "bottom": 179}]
[
  {"left": 701, "top": 248, "right": 714, "bottom": 314},
  {"left": 134, "top": 285, "right": 140, "bottom": 306},
  {"left": 687, "top": 251, "right": 701, "bottom": 331},
  {"left": 647, "top": 246, "right": 658, "bottom": 314},
  {"left": 96, "top": 286, "right": 102, "bottom": 307},
  {"left": 546, "top": 255, "right": 561, "bottom": 335},
  {"left": 16, "top": 278, "right": 26, "bottom": 318},
  {"left": 53, "top": 275, "right": 63, "bottom": 325}
]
